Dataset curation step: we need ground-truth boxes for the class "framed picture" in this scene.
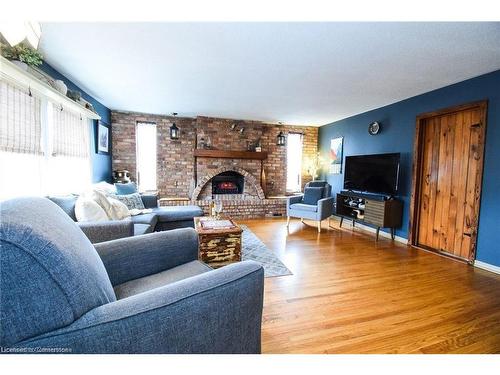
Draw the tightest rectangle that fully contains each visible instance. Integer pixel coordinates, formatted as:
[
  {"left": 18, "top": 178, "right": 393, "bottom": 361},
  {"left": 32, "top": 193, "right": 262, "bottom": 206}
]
[
  {"left": 96, "top": 121, "right": 110, "bottom": 155},
  {"left": 329, "top": 137, "right": 343, "bottom": 174}
]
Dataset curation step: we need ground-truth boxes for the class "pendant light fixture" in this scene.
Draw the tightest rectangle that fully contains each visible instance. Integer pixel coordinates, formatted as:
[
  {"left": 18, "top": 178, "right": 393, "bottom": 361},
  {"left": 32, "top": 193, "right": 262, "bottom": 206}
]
[{"left": 169, "top": 112, "right": 180, "bottom": 140}]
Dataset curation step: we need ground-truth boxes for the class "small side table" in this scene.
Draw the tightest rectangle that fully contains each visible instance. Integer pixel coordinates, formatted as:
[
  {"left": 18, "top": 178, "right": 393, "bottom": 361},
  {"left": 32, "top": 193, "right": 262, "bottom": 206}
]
[{"left": 193, "top": 216, "right": 243, "bottom": 268}]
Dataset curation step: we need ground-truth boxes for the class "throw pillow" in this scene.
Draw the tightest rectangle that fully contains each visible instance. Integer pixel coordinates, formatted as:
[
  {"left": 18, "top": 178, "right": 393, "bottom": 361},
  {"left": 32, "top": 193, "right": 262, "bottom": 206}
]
[
  {"left": 75, "top": 196, "right": 109, "bottom": 222},
  {"left": 115, "top": 182, "right": 138, "bottom": 195},
  {"left": 109, "top": 193, "right": 145, "bottom": 210},
  {"left": 107, "top": 198, "right": 131, "bottom": 220},
  {"left": 303, "top": 187, "right": 324, "bottom": 205},
  {"left": 92, "top": 181, "right": 117, "bottom": 195},
  {"left": 88, "top": 189, "right": 114, "bottom": 219},
  {"left": 47, "top": 194, "right": 78, "bottom": 221}
]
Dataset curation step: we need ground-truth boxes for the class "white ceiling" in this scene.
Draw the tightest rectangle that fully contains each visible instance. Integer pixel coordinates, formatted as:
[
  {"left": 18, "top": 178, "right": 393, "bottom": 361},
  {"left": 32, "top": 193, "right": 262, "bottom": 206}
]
[{"left": 39, "top": 22, "right": 500, "bottom": 126}]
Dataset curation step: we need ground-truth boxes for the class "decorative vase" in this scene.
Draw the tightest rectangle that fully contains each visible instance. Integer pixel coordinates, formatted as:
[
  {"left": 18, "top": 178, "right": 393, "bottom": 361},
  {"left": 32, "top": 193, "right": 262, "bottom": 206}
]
[
  {"left": 53, "top": 80, "right": 68, "bottom": 95},
  {"left": 113, "top": 170, "right": 131, "bottom": 183},
  {"left": 67, "top": 89, "right": 81, "bottom": 102},
  {"left": 11, "top": 60, "right": 28, "bottom": 71}
]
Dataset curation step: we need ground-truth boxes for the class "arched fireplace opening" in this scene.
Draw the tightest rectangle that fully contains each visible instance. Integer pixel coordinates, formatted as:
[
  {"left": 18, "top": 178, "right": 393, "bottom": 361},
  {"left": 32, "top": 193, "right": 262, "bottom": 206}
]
[{"left": 212, "top": 171, "right": 245, "bottom": 195}]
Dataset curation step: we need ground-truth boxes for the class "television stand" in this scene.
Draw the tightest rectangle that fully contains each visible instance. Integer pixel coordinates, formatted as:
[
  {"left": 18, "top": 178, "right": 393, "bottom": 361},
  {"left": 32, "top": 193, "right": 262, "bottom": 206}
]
[{"left": 335, "top": 191, "right": 403, "bottom": 241}]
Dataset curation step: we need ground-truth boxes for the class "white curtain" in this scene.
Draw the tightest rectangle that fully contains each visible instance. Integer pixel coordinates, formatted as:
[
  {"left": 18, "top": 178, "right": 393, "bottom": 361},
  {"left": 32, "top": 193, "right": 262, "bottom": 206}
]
[{"left": 0, "top": 78, "right": 92, "bottom": 200}]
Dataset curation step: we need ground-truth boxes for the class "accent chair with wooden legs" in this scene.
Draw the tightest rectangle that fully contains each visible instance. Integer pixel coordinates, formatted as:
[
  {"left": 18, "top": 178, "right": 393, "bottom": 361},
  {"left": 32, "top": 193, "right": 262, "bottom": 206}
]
[{"left": 286, "top": 181, "right": 334, "bottom": 233}]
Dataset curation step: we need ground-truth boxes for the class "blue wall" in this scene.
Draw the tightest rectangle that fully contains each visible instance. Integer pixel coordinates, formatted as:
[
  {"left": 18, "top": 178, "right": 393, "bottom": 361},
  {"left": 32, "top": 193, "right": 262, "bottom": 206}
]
[
  {"left": 40, "top": 62, "right": 112, "bottom": 183},
  {"left": 318, "top": 69, "right": 500, "bottom": 267}
]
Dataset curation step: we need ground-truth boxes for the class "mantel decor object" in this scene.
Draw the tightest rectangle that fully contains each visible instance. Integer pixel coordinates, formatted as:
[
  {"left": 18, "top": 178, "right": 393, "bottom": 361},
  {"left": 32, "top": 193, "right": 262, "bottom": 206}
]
[
  {"left": 53, "top": 79, "right": 68, "bottom": 95},
  {"left": 0, "top": 42, "right": 43, "bottom": 70},
  {"left": 113, "top": 170, "right": 131, "bottom": 183}
]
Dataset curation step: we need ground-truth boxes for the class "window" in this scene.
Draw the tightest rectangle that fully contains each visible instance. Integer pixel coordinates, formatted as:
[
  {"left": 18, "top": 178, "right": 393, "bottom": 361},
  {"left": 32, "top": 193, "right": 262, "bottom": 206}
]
[
  {"left": 136, "top": 122, "right": 157, "bottom": 192},
  {"left": 0, "top": 79, "right": 91, "bottom": 199},
  {"left": 286, "top": 132, "right": 303, "bottom": 192},
  {"left": 45, "top": 103, "right": 91, "bottom": 195}
]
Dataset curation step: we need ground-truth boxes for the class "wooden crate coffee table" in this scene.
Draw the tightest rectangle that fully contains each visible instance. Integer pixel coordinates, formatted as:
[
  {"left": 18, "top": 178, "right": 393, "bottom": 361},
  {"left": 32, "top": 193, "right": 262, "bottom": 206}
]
[{"left": 194, "top": 216, "right": 242, "bottom": 268}]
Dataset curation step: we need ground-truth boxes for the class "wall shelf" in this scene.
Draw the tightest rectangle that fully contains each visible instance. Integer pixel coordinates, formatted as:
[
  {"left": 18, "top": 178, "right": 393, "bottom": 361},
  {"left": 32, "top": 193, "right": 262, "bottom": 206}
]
[
  {"left": 193, "top": 149, "right": 268, "bottom": 160},
  {"left": 0, "top": 56, "right": 101, "bottom": 120}
]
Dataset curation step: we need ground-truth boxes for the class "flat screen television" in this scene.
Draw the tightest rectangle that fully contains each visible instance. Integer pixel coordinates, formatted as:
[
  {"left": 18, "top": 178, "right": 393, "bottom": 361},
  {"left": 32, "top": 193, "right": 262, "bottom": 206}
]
[{"left": 343, "top": 153, "right": 400, "bottom": 196}]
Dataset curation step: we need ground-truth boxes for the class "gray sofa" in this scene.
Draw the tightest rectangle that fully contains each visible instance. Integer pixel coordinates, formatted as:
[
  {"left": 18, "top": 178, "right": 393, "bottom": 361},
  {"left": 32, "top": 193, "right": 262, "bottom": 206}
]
[
  {"left": 48, "top": 194, "right": 203, "bottom": 243},
  {"left": 0, "top": 197, "right": 264, "bottom": 353}
]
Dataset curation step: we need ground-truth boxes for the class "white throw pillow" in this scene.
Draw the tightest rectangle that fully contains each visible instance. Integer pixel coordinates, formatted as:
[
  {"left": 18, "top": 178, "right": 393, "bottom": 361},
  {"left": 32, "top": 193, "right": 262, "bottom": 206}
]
[
  {"left": 89, "top": 189, "right": 114, "bottom": 219},
  {"left": 92, "top": 181, "right": 117, "bottom": 195},
  {"left": 108, "top": 198, "right": 131, "bottom": 220},
  {"left": 75, "top": 196, "right": 109, "bottom": 222}
]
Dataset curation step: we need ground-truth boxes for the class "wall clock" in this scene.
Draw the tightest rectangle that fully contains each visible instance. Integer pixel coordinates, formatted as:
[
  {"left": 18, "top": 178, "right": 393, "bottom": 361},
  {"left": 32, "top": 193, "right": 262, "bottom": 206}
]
[{"left": 368, "top": 121, "right": 381, "bottom": 135}]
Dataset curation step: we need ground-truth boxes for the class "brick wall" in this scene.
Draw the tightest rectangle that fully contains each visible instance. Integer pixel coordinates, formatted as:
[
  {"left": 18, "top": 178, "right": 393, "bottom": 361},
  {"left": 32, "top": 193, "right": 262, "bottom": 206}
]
[
  {"left": 160, "top": 198, "right": 287, "bottom": 219},
  {"left": 112, "top": 111, "right": 196, "bottom": 197},
  {"left": 111, "top": 111, "right": 318, "bottom": 199}
]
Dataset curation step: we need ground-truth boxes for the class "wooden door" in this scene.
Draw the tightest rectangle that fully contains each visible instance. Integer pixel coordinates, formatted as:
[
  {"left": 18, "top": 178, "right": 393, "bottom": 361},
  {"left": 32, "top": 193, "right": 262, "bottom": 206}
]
[{"left": 409, "top": 101, "right": 487, "bottom": 262}]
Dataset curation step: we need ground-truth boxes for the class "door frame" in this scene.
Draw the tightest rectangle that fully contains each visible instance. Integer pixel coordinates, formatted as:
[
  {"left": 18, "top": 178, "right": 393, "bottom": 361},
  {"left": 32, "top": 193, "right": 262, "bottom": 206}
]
[{"left": 408, "top": 100, "right": 488, "bottom": 262}]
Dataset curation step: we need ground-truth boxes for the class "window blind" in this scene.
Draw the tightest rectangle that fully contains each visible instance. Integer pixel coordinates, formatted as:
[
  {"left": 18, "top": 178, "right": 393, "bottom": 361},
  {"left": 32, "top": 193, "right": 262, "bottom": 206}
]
[
  {"left": 51, "top": 102, "right": 89, "bottom": 158},
  {"left": 0, "top": 79, "right": 43, "bottom": 154}
]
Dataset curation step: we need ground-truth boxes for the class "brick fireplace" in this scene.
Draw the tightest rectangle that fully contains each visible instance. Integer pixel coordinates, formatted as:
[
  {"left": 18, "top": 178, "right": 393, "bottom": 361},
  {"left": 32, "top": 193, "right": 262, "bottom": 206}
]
[{"left": 111, "top": 112, "right": 318, "bottom": 218}]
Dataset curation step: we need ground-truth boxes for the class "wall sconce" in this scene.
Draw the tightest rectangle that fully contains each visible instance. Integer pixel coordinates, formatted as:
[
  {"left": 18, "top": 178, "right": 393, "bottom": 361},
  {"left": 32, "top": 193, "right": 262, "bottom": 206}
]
[
  {"left": 276, "top": 122, "right": 286, "bottom": 146},
  {"left": 277, "top": 131, "right": 286, "bottom": 146},
  {"left": 169, "top": 112, "right": 180, "bottom": 140}
]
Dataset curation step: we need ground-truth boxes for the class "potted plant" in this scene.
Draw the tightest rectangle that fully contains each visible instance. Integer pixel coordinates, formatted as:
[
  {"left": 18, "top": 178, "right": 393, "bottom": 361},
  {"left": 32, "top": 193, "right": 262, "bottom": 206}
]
[{"left": 1, "top": 43, "right": 43, "bottom": 70}]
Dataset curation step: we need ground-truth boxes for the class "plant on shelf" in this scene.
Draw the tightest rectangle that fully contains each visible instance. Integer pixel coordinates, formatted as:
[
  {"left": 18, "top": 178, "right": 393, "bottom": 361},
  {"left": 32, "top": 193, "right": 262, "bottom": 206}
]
[{"left": 1, "top": 42, "right": 43, "bottom": 68}]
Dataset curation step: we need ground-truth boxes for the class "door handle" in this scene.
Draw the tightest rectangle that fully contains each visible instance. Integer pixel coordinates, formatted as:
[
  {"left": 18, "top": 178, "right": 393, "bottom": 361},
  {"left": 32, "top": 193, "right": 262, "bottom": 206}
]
[{"left": 463, "top": 232, "right": 472, "bottom": 237}]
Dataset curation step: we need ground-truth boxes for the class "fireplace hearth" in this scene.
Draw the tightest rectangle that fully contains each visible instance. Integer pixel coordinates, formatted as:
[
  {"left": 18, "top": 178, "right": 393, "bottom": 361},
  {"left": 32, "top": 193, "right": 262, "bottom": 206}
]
[{"left": 212, "top": 171, "right": 244, "bottom": 195}]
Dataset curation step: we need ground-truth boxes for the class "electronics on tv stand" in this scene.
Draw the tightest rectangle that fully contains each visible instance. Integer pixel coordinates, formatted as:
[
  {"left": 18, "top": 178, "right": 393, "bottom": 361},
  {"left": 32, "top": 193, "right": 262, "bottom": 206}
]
[{"left": 342, "top": 190, "right": 395, "bottom": 201}]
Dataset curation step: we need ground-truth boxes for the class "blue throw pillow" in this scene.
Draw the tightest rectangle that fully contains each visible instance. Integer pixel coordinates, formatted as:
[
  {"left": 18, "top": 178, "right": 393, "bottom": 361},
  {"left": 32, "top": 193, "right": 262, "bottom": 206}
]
[
  {"left": 115, "top": 182, "right": 137, "bottom": 195},
  {"left": 47, "top": 195, "right": 78, "bottom": 221},
  {"left": 303, "top": 187, "right": 324, "bottom": 205}
]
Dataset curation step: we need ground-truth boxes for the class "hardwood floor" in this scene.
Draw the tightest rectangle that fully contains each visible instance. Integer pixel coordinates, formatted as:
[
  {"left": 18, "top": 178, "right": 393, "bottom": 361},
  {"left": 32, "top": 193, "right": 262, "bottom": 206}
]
[{"left": 239, "top": 217, "right": 500, "bottom": 354}]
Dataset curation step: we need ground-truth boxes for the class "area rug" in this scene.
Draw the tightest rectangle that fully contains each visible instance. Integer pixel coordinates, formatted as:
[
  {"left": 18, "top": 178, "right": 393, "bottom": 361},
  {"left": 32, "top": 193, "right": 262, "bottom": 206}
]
[{"left": 240, "top": 225, "right": 292, "bottom": 278}]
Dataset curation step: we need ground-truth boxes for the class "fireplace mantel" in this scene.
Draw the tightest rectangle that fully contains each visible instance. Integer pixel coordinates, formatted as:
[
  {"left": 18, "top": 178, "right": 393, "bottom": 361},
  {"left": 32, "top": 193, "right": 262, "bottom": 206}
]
[{"left": 193, "top": 149, "right": 268, "bottom": 160}]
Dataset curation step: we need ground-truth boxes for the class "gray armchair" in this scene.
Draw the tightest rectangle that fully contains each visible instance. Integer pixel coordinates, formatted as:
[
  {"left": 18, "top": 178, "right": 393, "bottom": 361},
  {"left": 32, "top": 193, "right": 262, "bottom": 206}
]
[
  {"left": 1, "top": 197, "right": 264, "bottom": 353},
  {"left": 286, "top": 181, "right": 334, "bottom": 232},
  {"left": 77, "top": 220, "right": 134, "bottom": 243}
]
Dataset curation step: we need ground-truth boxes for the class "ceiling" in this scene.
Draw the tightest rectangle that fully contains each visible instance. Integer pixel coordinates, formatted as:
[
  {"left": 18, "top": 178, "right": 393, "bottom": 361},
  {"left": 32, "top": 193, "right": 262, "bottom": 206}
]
[{"left": 39, "top": 22, "right": 500, "bottom": 126}]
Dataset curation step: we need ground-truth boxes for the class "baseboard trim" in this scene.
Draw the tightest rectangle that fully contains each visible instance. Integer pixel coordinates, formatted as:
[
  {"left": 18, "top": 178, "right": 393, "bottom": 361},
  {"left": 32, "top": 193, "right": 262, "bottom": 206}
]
[
  {"left": 329, "top": 216, "right": 408, "bottom": 244},
  {"left": 474, "top": 260, "right": 500, "bottom": 275}
]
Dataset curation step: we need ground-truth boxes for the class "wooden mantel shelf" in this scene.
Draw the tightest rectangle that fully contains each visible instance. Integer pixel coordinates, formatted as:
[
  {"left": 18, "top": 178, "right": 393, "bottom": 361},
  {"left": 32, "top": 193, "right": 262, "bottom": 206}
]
[{"left": 194, "top": 149, "right": 268, "bottom": 160}]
